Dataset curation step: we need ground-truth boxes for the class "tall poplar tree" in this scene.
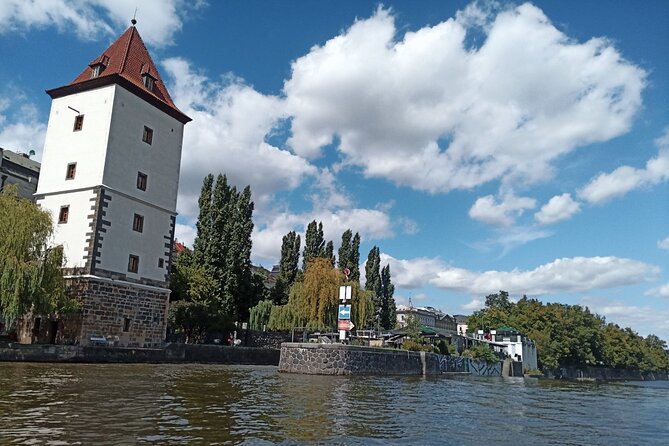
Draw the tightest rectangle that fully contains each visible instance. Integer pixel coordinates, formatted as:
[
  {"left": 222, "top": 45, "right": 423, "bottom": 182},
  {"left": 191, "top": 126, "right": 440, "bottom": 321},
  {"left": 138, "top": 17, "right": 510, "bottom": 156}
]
[
  {"left": 379, "top": 264, "right": 396, "bottom": 330},
  {"left": 302, "top": 220, "right": 325, "bottom": 270},
  {"left": 191, "top": 174, "right": 257, "bottom": 323},
  {"left": 364, "top": 246, "right": 382, "bottom": 317},
  {"left": 338, "top": 230, "right": 361, "bottom": 282},
  {"left": 271, "top": 231, "right": 301, "bottom": 305}
]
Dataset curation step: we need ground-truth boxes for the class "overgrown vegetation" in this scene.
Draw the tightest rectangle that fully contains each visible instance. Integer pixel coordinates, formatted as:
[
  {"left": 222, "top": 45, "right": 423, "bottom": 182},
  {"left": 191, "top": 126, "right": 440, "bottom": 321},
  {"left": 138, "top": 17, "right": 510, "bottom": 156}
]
[{"left": 468, "top": 291, "right": 669, "bottom": 372}]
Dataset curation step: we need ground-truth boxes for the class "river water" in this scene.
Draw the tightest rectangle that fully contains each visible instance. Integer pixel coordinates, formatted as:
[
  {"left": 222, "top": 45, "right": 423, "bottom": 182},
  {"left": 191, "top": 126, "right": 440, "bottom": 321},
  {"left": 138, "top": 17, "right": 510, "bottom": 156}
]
[{"left": 0, "top": 363, "right": 667, "bottom": 445}]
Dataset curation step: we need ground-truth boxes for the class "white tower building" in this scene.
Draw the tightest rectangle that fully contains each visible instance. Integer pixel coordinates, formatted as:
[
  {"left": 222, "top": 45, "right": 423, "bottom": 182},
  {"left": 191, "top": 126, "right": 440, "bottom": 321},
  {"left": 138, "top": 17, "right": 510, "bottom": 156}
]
[{"left": 33, "top": 24, "right": 191, "bottom": 347}]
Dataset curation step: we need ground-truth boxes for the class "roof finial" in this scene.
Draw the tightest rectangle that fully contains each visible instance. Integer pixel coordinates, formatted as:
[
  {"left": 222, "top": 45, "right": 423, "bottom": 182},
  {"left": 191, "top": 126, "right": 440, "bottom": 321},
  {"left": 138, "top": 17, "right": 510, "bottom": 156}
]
[{"left": 131, "top": 8, "right": 137, "bottom": 26}]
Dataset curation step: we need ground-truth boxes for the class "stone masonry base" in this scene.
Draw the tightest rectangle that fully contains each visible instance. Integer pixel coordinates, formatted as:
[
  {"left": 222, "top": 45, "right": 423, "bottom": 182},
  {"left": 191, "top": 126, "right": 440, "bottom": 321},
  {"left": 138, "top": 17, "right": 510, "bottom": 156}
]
[{"left": 68, "top": 276, "right": 169, "bottom": 347}]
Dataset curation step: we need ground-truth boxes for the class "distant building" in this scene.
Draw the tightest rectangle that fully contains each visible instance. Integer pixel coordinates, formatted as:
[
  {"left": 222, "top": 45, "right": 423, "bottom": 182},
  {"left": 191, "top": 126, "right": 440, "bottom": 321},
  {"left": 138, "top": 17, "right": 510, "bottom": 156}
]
[
  {"left": 0, "top": 148, "right": 40, "bottom": 200},
  {"left": 472, "top": 326, "right": 538, "bottom": 371},
  {"left": 396, "top": 305, "right": 457, "bottom": 334},
  {"left": 453, "top": 314, "right": 469, "bottom": 336}
]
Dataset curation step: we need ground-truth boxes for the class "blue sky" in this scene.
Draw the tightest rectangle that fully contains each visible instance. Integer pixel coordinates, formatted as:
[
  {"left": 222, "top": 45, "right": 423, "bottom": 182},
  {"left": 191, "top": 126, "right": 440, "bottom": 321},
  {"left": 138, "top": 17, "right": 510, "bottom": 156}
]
[{"left": 1, "top": 1, "right": 667, "bottom": 339}]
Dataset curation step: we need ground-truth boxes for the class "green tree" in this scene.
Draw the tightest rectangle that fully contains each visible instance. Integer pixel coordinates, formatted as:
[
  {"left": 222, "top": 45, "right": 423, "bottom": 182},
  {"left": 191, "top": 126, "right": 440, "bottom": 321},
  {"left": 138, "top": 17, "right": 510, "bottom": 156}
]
[
  {"left": 463, "top": 343, "right": 500, "bottom": 363},
  {"left": 191, "top": 174, "right": 258, "bottom": 323},
  {"left": 379, "top": 264, "right": 396, "bottom": 330},
  {"left": 338, "top": 230, "right": 360, "bottom": 282},
  {"left": 302, "top": 220, "right": 325, "bottom": 270},
  {"left": 271, "top": 231, "right": 301, "bottom": 305},
  {"left": 0, "top": 185, "right": 75, "bottom": 328},
  {"left": 249, "top": 300, "right": 274, "bottom": 330},
  {"left": 364, "top": 246, "right": 382, "bottom": 319},
  {"left": 325, "top": 240, "right": 335, "bottom": 267}
]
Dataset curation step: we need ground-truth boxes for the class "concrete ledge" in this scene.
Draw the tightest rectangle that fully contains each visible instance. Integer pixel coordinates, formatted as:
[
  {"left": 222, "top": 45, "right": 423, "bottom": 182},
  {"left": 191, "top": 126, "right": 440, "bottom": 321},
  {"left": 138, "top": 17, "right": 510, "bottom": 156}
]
[{"left": 0, "top": 343, "right": 280, "bottom": 365}]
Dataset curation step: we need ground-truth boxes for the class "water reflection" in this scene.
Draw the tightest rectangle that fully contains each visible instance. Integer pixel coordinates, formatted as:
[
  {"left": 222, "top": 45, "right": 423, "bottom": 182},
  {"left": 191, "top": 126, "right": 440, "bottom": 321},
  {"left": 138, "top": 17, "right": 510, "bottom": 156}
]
[{"left": 0, "top": 363, "right": 668, "bottom": 445}]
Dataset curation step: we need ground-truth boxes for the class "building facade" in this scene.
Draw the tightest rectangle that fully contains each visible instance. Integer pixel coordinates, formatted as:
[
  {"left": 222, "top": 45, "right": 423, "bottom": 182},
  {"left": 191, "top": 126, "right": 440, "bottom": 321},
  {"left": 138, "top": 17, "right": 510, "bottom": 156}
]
[
  {"left": 0, "top": 148, "right": 40, "bottom": 200},
  {"left": 30, "top": 24, "right": 190, "bottom": 347}
]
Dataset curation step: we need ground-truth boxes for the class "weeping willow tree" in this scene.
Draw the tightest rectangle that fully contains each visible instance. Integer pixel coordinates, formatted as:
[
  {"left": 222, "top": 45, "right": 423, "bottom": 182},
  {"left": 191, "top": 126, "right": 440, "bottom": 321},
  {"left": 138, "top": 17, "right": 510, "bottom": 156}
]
[
  {"left": 249, "top": 299, "right": 274, "bottom": 330},
  {"left": 0, "top": 185, "right": 74, "bottom": 328},
  {"left": 262, "top": 258, "right": 375, "bottom": 331}
]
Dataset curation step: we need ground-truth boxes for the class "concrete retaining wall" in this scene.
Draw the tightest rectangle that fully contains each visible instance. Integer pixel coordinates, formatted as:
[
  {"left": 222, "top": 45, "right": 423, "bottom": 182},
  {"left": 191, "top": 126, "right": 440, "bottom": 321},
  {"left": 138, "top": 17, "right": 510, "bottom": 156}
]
[
  {"left": 278, "top": 343, "right": 440, "bottom": 375},
  {"left": 0, "top": 343, "right": 279, "bottom": 365}
]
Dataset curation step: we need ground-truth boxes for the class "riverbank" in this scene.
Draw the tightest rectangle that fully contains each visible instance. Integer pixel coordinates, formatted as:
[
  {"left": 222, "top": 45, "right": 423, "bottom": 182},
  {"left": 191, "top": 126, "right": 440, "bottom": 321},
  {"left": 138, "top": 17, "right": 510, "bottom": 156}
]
[{"left": 0, "top": 342, "right": 279, "bottom": 365}]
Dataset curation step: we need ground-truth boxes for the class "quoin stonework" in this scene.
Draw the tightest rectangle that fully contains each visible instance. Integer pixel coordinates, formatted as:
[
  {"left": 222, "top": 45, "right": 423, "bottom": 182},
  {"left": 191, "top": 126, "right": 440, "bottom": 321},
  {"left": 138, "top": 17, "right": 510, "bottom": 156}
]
[{"left": 27, "top": 23, "right": 191, "bottom": 347}]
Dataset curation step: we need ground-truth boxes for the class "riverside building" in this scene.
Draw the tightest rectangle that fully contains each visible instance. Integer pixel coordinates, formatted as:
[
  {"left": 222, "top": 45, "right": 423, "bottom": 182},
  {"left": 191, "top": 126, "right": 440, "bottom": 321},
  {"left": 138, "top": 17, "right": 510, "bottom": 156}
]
[{"left": 27, "top": 22, "right": 191, "bottom": 347}]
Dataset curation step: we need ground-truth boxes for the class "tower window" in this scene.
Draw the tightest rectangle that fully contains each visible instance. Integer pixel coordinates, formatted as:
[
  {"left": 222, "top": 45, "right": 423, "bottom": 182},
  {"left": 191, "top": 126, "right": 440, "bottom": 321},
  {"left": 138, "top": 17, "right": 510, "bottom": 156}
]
[
  {"left": 73, "top": 115, "right": 84, "bottom": 131},
  {"left": 123, "top": 317, "right": 131, "bottom": 332},
  {"left": 128, "top": 254, "right": 139, "bottom": 273},
  {"left": 58, "top": 206, "right": 69, "bottom": 224},
  {"left": 143, "top": 75, "right": 155, "bottom": 91},
  {"left": 136, "top": 172, "right": 147, "bottom": 191},
  {"left": 91, "top": 65, "right": 102, "bottom": 78},
  {"left": 132, "top": 213, "right": 144, "bottom": 232},
  {"left": 65, "top": 163, "right": 77, "bottom": 180},
  {"left": 142, "top": 126, "right": 153, "bottom": 145},
  {"left": 158, "top": 258, "right": 164, "bottom": 268}
]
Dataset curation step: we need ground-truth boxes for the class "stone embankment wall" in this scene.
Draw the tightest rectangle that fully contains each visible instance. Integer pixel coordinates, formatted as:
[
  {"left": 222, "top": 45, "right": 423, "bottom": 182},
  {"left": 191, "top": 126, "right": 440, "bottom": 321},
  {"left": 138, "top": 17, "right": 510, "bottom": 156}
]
[
  {"left": 0, "top": 343, "right": 279, "bottom": 365},
  {"left": 547, "top": 366, "right": 669, "bottom": 381},
  {"left": 278, "top": 343, "right": 440, "bottom": 375}
]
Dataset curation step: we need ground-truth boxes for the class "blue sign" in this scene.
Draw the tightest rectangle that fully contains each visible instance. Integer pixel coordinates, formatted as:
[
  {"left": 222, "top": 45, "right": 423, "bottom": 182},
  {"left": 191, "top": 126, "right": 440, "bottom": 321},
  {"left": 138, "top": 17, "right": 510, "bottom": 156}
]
[{"left": 338, "top": 305, "right": 351, "bottom": 320}]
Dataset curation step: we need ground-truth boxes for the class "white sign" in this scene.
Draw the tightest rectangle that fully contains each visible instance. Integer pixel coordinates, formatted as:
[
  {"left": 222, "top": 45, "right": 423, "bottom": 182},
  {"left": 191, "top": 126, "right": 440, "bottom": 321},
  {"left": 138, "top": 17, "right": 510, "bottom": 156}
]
[{"left": 339, "top": 285, "right": 352, "bottom": 302}]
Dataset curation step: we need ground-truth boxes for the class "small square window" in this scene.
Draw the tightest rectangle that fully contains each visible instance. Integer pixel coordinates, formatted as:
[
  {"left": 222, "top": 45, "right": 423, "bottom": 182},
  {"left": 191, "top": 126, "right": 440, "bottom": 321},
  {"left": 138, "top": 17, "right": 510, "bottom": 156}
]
[
  {"left": 142, "top": 126, "right": 153, "bottom": 145},
  {"left": 132, "top": 213, "right": 144, "bottom": 232},
  {"left": 136, "top": 172, "right": 147, "bottom": 191},
  {"left": 158, "top": 258, "right": 164, "bottom": 268},
  {"left": 65, "top": 163, "right": 76, "bottom": 180},
  {"left": 128, "top": 254, "right": 139, "bottom": 273},
  {"left": 58, "top": 206, "right": 69, "bottom": 224},
  {"left": 123, "top": 317, "right": 131, "bottom": 332},
  {"left": 73, "top": 115, "right": 84, "bottom": 132},
  {"left": 91, "top": 65, "right": 102, "bottom": 78}
]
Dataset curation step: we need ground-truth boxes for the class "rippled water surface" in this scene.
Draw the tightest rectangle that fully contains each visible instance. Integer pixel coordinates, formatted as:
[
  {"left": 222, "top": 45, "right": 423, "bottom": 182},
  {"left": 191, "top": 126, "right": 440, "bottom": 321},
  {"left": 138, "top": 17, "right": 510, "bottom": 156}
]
[{"left": 1, "top": 363, "right": 668, "bottom": 445}]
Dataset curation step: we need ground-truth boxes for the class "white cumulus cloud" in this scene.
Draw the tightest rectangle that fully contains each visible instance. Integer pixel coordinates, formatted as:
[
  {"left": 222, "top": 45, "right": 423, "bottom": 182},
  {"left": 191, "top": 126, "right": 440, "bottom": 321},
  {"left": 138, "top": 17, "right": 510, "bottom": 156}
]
[
  {"left": 0, "top": 92, "right": 46, "bottom": 159},
  {"left": 430, "top": 256, "right": 659, "bottom": 296},
  {"left": 381, "top": 254, "right": 658, "bottom": 296},
  {"left": 284, "top": 3, "right": 645, "bottom": 194},
  {"left": 659, "top": 236, "right": 669, "bottom": 250},
  {"left": 0, "top": 0, "right": 203, "bottom": 47},
  {"left": 535, "top": 193, "right": 581, "bottom": 225},
  {"left": 645, "top": 283, "right": 669, "bottom": 298},
  {"left": 162, "top": 57, "right": 317, "bottom": 221},
  {"left": 580, "top": 128, "right": 669, "bottom": 204},
  {"left": 469, "top": 193, "right": 536, "bottom": 226}
]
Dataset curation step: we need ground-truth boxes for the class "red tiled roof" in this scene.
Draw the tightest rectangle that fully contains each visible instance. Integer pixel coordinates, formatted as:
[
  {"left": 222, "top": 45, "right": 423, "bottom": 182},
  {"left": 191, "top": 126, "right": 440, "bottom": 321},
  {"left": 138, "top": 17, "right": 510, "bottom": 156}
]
[
  {"left": 174, "top": 241, "right": 187, "bottom": 254},
  {"left": 47, "top": 26, "right": 191, "bottom": 124}
]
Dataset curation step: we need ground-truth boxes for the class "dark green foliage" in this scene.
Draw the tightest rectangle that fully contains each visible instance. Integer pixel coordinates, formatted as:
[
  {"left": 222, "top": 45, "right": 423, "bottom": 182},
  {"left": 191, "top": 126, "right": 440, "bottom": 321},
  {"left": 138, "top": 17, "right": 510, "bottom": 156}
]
[
  {"left": 271, "top": 231, "right": 301, "bottom": 305},
  {"left": 337, "top": 230, "right": 360, "bottom": 282},
  {"left": 463, "top": 343, "right": 500, "bottom": 363},
  {"left": 364, "top": 246, "right": 382, "bottom": 316},
  {"left": 325, "top": 240, "right": 335, "bottom": 267},
  {"left": 467, "top": 291, "right": 669, "bottom": 372},
  {"left": 189, "top": 174, "right": 258, "bottom": 324},
  {"left": 302, "top": 220, "right": 325, "bottom": 270},
  {"left": 167, "top": 300, "right": 211, "bottom": 344},
  {"left": 379, "top": 264, "right": 396, "bottom": 330}
]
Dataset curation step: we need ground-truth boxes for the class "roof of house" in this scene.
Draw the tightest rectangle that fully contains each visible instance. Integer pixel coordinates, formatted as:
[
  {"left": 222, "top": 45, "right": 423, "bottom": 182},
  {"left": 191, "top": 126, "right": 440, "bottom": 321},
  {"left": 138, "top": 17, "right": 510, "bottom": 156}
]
[
  {"left": 0, "top": 148, "right": 41, "bottom": 172},
  {"left": 46, "top": 25, "right": 191, "bottom": 124}
]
